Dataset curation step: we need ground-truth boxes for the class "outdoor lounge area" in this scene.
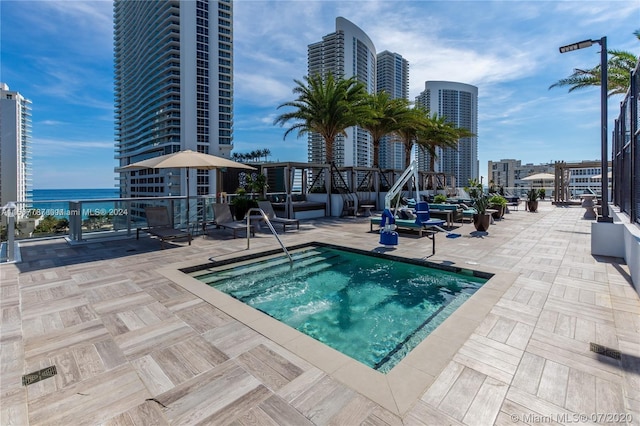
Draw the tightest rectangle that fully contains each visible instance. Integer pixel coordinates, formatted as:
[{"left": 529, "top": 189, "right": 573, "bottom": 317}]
[{"left": 1, "top": 201, "right": 638, "bottom": 425}]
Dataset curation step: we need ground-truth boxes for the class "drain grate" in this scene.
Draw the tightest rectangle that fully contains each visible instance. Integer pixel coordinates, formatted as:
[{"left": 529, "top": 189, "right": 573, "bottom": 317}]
[
  {"left": 22, "top": 365, "right": 57, "bottom": 386},
  {"left": 590, "top": 342, "right": 621, "bottom": 360}
]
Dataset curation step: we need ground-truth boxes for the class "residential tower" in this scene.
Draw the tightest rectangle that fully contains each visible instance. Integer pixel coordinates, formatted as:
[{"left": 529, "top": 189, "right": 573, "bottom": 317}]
[
  {"left": 114, "top": 0, "right": 233, "bottom": 200},
  {"left": 0, "top": 83, "right": 32, "bottom": 211},
  {"left": 415, "top": 81, "right": 478, "bottom": 187}
]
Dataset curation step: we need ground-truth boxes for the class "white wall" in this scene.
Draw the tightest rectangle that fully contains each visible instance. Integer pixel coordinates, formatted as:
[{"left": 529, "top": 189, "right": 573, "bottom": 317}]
[{"left": 591, "top": 207, "right": 640, "bottom": 295}]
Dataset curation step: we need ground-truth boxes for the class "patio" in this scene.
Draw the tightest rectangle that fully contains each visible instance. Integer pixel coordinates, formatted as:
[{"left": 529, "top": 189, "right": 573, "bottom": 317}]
[{"left": 1, "top": 202, "right": 638, "bottom": 425}]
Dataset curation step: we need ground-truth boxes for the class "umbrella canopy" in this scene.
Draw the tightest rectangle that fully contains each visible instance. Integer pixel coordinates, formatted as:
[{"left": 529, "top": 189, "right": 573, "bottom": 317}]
[
  {"left": 121, "top": 150, "right": 256, "bottom": 230},
  {"left": 521, "top": 172, "right": 555, "bottom": 181},
  {"left": 120, "top": 150, "right": 255, "bottom": 171},
  {"left": 591, "top": 171, "right": 612, "bottom": 180}
]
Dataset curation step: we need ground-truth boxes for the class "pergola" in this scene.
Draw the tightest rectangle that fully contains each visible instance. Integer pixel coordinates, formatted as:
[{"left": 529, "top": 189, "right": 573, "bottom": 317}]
[{"left": 554, "top": 160, "right": 611, "bottom": 203}]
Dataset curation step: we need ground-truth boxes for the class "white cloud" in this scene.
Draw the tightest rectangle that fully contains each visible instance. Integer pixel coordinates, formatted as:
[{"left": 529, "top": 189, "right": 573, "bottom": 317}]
[
  {"left": 39, "top": 120, "right": 65, "bottom": 126},
  {"left": 235, "top": 72, "right": 300, "bottom": 106},
  {"left": 34, "top": 138, "right": 114, "bottom": 151}
]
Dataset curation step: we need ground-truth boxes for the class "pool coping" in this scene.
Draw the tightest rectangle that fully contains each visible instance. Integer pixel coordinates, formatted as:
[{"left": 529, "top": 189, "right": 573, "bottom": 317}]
[{"left": 159, "top": 243, "right": 518, "bottom": 417}]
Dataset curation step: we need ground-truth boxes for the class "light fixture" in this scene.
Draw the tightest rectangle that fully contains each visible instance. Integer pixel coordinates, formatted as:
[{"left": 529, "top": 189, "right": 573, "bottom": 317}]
[
  {"left": 559, "top": 39, "right": 593, "bottom": 53},
  {"left": 559, "top": 36, "right": 612, "bottom": 222}
]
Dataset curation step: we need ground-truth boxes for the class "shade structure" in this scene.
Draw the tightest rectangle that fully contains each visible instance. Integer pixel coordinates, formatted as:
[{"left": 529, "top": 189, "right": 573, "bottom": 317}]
[
  {"left": 120, "top": 150, "right": 257, "bottom": 171},
  {"left": 591, "top": 171, "right": 612, "bottom": 180},
  {"left": 121, "top": 150, "right": 256, "bottom": 230},
  {"left": 521, "top": 172, "right": 555, "bottom": 181}
]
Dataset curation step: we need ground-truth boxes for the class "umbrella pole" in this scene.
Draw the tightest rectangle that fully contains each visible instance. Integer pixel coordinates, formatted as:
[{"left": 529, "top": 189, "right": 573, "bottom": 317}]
[{"left": 186, "top": 168, "right": 190, "bottom": 231}]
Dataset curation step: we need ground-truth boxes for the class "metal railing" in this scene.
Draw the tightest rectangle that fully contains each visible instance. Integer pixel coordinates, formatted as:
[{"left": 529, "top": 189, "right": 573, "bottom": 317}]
[
  {"left": 612, "top": 59, "right": 639, "bottom": 225},
  {"left": 0, "top": 196, "right": 298, "bottom": 264},
  {"left": 245, "top": 207, "right": 293, "bottom": 265},
  {"left": 1, "top": 196, "right": 194, "bottom": 243}
]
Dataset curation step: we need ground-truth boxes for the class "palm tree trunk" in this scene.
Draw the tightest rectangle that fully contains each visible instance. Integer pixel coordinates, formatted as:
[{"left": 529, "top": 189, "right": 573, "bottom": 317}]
[
  {"left": 404, "top": 144, "right": 411, "bottom": 168},
  {"left": 325, "top": 138, "right": 333, "bottom": 165},
  {"left": 372, "top": 139, "right": 379, "bottom": 168}
]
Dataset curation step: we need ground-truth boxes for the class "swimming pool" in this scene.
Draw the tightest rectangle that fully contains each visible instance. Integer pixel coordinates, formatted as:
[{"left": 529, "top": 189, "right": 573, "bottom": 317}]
[{"left": 189, "top": 243, "right": 489, "bottom": 373}]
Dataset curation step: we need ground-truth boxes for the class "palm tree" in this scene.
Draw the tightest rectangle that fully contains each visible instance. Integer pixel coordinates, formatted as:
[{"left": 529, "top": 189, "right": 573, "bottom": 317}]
[
  {"left": 393, "top": 107, "right": 431, "bottom": 168},
  {"left": 416, "top": 113, "right": 474, "bottom": 173},
  {"left": 550, "top": 30, "right": 639, "bottom": 96},
  {"left": 359, "top": 92, "right": 412, "bottom": 168},
  {"left": 274, "top": 73, "right": 369, "bottom": 164}
]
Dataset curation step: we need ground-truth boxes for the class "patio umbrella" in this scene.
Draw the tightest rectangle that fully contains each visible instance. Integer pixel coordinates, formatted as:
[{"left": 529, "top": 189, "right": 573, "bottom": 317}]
[
  {"left": 591, "top": 171, "right": 612, "bottom": 180},
  {"left": 521, "top": 172, "right": 555, "bottom": 181},
  {"left": 121, "top": 150, "right": 255, "bottom": 230}
]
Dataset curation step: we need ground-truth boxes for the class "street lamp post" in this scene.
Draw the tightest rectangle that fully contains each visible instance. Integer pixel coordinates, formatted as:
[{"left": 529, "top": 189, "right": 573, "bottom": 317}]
[{"left": 559, "top": 37, "right": 612, "bottom": 222}]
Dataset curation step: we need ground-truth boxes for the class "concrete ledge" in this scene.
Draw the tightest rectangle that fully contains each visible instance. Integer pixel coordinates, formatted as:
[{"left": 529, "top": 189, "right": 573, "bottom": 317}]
[
  {"left": 591, "top": 221, "right": 625, "bottom": 258},
  {"left": 592, "top": 208, "right": 640, "bottom": 294}
]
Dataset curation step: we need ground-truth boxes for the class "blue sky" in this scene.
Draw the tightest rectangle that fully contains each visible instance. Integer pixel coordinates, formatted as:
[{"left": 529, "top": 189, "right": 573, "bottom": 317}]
[{"left": 1, "top": 0, "right": 638, "bottom": 189}]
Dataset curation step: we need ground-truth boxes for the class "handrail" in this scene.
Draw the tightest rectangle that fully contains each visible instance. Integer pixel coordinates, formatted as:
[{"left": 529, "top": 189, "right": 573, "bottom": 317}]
[{"left": 245, "top": 208, "right": 293, "bottom": 266}]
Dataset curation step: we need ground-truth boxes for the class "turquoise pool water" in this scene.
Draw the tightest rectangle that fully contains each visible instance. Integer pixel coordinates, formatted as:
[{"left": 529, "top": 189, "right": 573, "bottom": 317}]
[{"left": 192, "top": 245, "right": 488, "bottom": 373}]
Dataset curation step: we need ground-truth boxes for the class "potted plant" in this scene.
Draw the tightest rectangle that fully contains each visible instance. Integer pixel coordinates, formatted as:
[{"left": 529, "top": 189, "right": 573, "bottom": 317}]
[
  {"left": 465, "top": 179, "right": 491, "bottom": 231},
  {"left": 464, "top": 178, "right": 482, "bottom": 201},
  {"left": 538, "top": 188, "right": 546, "bottom": 200},
  {"left": 246, "top": 173, "right": 268, "bottom": 200},
  {"left": 488, "top": 194, "right": 507, "bottom": 219},
  {"left": 527, "top": 188, "right": 539, "bottom": 212},
  {"left": 230, "top": 188, "right": 258, "bottom": 220},
  {"left": 433, "top": 194, "right": 447, "bottom": 204},
  {"left": 472, "top": 193, "right": 491, "bottom": 232}
]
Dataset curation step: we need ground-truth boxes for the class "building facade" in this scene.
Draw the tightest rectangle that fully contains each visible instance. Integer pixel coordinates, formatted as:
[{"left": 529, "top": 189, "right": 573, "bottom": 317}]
[
  {"left": 489, "top": 159, "right": 554, "bottom": 195},
  {"left": 488, "top": 159, "right": 606, "bottom": 198},
  {"left": 415, "top": 81, "right": 478, "bottom": 186},
  {"left": 376, "top": 50, "right": 409, "bottom": 169},
  {"left": 488, "top": 159, "right": 522, "bottom": 190},
  {"left": 307, "top": 17, "right": 376, "bottom": 167},
  {"left": 0, "top": 83, "right": 32, "bottom": 210},
  {"left": 114, "top": 0, "right": 233, "bottom": 199}
]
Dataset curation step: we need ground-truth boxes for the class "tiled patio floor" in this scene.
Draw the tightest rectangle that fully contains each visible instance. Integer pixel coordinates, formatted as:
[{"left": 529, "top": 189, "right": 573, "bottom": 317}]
[{"left": 1, "top": 202, "right": 638, "bottom": 425}]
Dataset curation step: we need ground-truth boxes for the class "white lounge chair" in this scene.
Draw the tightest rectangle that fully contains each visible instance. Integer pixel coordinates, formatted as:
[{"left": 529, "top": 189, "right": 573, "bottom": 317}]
[{"left": 258, "top": 201, "right": 300, "bottom": 233}]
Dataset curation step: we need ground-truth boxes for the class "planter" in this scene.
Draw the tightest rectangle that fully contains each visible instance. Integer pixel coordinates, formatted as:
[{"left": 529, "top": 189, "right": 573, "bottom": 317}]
[
  {"left": 489, "top": 204, "right": 505, "bottom": 219},
  {"left": 230, "top": 199, "right": 258, "bottom": 220},
  {"left": 527, "top": 201, "right": 539, "bottom": 212},
  {"left": 473, "top": 213, "right": 491, "bottom": 232}
]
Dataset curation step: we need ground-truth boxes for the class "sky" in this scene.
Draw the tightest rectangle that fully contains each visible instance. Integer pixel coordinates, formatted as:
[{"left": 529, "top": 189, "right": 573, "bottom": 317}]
[{"left": 1, "top": 0, "right": 638, "bottom": 189}]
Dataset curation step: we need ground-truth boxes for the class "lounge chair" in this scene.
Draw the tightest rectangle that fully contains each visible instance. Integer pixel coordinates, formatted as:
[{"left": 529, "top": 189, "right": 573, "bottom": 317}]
[
  {"left": 138, "top": 206, "right": 192, "bottom": 249},
  {"left": 211, "top": 204, "right": 255, "bottom": 238},
  {"left": 258, "top": 201, "right": 300, "bottom": 232}
]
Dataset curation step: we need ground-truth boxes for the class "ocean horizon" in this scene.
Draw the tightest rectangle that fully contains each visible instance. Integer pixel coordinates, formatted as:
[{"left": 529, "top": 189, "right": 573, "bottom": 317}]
[
  {"left": 31, "top": 188, "right": 121, "bottom": 219},
  {"left": 33, "top": 188, "right": 119, "bottom": 201}
]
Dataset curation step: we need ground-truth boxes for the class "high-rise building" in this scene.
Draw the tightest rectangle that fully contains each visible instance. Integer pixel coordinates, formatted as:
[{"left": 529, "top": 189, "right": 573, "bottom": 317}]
[
  {"left": 415, "top": 81, "right": 478, "bottom": 186},
  {"left": 0, "top": 83, "right": 32, "bottom": 210},
  {"left": 114, "top": 0, "right": 233, "bottom": 200},
  {"left": 376, "top": 51, "right": 409, "bottom": 169},
  {"left": 307, "top": 17, "right": 376, "bottom": 167}
]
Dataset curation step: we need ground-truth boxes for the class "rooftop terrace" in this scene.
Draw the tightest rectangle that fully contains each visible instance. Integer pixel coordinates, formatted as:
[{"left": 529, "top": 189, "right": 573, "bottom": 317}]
[{"left": 1, "top": 202, "right": 639, "bottom": 425}]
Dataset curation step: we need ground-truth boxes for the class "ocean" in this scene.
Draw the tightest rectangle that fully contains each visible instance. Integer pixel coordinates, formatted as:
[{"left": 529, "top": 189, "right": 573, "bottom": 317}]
[{"left": 31, "top": 188, "right": 121, "bottom": 219}]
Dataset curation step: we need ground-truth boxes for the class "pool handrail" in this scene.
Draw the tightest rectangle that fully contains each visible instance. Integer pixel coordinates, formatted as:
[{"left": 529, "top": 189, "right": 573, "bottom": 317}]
[{"left": 246, "top": 207, "right": 293, "bottom": 266}]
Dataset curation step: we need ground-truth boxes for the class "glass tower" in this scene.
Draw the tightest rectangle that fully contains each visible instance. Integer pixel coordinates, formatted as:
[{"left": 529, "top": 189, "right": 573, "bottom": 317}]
[
  {"left": 114, "top": 0, "right": 233, "bottom": 199},
  {"left": 415, "top": 81, "right": 478, "bottom": 186},
  {"left": 376, "top": 51, "right": 409, "bottom": 170},
  {"left": 0, "top": 83, "right": 32, "bottom": 210},
  {"left": 307, "top": 17, "right": 376, "bottom": 167}
]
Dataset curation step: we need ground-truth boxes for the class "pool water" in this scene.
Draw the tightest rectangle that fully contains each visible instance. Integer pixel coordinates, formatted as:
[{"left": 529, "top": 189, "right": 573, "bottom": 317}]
[{"left": 192, "top": 245, "right": 488, "bottom": 373}]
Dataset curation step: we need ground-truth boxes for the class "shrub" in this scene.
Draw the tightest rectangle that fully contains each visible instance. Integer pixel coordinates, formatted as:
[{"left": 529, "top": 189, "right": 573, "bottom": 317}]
[
  {"left": 433, "top": 194, "right": 447, "bottom": 204},
  {"left": 527, "top": 188, "right": 539, "bottom": 202},
  {"left": 488, "top": 195, "right": 507, "bottom": 206}
]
